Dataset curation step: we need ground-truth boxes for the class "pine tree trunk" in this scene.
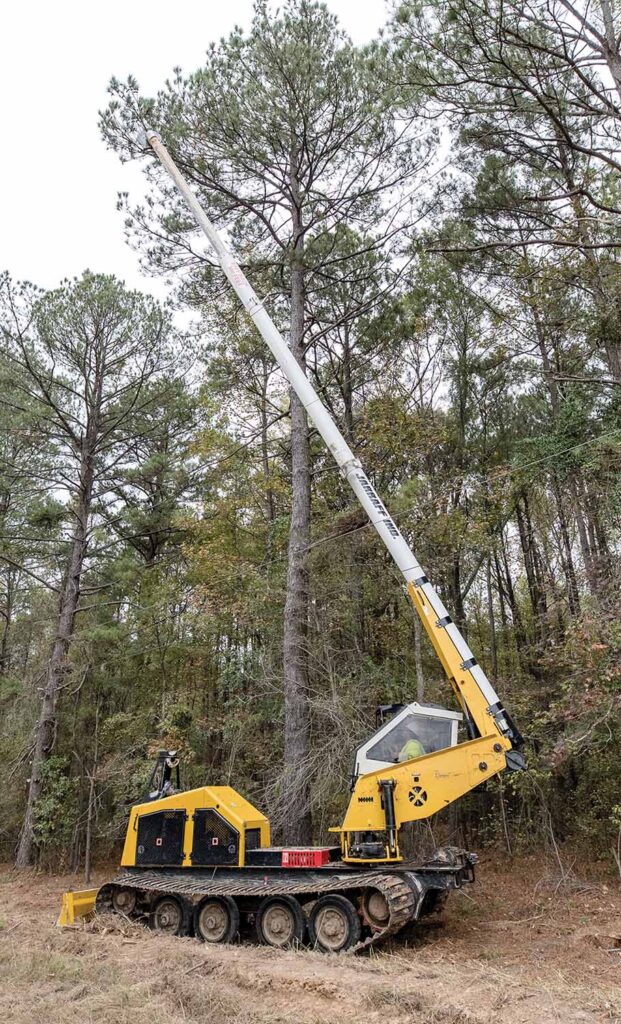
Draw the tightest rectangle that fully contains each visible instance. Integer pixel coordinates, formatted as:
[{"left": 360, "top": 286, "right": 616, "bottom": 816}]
[
  {"left": 342, "top": 324, "right": 354, "bottom": 442},
  {"left": 523, "top": 279, "right": 586, "bottom": 612},
  {"left": 486, "top": 558, "right": 498, "bottom": 681},
  {"left": 515, "top": 491, "right": 546, "bottom": 639},
  {"left": 0, "top": 569, "right": 15, "bottom": 677},
  {"left": 16, "top": 456, "right": 94, "bottom": 867},
  {"left": 84, "top": 702, "right": 99, "bottom": 884},
  {"left": 499, "top": 529, "right": 524, "bottom": 641},
  {"left": 493, "top": 551, "right": 508, "bottom": 629},
  {"left": 449, "top": 552, "right": 467, "bottom": 635},
  {"left": 260, "top": 358, "right": 276, "bottom": 530},
  {"left": 600, "top": 0, "right": 621, "bottom": 104},
  {"left": 586, "top": 479, "right": 611, "bottom": 587},
  {"left": 282, "top": 154, "right": 312, "bottom": 844},
  {"left": 568, "top": 473, "right": 598, "bottom": 594},
  {"left": 550, "top": 475, "right": 581, "bottom": 616}
]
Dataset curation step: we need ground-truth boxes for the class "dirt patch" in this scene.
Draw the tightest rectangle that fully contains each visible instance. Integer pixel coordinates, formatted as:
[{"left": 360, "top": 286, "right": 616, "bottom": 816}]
[{"left": 0, "top": 858, "right": 620, "bottom": 1023}]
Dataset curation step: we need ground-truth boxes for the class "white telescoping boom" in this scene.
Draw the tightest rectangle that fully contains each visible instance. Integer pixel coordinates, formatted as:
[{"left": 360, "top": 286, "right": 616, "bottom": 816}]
[{"left": 140, "top": 129, "right": 523, "bottom": 763}]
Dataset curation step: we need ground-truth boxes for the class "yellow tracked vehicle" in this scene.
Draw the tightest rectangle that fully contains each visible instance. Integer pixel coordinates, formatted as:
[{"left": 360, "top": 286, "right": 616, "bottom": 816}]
[{"left": 59, "top": 133, "right": 524, "bottom": 952}]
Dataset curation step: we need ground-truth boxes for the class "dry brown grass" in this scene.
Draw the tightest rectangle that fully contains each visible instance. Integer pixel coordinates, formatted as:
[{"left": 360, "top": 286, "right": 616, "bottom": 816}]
[{"left": 1, "top": 862, "right": 620, "bottom": 1023}]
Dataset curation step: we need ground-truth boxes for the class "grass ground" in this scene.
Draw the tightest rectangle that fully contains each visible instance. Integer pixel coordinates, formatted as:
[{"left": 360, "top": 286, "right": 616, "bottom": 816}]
[{"left": 1, "top": 854, "right": 620, "bottom": 1023}]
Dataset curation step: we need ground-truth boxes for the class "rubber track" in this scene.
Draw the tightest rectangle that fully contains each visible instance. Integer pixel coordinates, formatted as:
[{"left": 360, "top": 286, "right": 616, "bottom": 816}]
[
  {"left": 97, "top": 868, "right": 420, "bottom": 953},
  {"left": 350, "top": 872, "right": 418, "bottom": 953}
]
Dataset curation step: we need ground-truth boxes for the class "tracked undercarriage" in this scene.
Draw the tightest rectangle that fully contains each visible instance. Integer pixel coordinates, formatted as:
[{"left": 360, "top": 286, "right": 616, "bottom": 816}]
[{"left": 94, "top": 847, "right": 474, "bottom": 953}]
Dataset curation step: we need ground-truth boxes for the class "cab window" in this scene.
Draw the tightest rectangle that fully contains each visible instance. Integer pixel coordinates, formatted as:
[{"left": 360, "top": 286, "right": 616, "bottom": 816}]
[{"left": 367, "top": 713, "right": 453, "bottom": 763}]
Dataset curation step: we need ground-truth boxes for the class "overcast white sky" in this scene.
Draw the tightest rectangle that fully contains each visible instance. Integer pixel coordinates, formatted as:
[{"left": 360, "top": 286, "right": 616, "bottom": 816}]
[{"left": 0, "top": 0, "right": 387, "bottom": 299}]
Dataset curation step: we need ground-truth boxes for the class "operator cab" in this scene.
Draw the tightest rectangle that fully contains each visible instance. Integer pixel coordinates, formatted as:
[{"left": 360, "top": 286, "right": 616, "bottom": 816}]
[{"left": 353, "top": 702, "right": 463, "bottom": 781}]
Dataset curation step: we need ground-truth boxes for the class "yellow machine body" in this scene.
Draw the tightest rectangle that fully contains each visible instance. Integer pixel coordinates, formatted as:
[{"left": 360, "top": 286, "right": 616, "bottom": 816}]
[
  {"left": 121, "top": 785, "right": 270, "bottom": 868},
  {"left": 336, "top": 735, "right": 508, "bottom": 861},
  {"left": 335, "top": 579, "right": 514, "bottom": 862}
]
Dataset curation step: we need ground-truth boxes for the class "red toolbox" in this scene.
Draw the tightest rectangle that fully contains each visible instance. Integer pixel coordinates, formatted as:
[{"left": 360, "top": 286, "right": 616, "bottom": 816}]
[{"left": 281, "top": 847, "right": 331, "bottom": 867}]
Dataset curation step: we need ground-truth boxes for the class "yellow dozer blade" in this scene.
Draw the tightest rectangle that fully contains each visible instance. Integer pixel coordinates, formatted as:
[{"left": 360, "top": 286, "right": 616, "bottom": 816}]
[{"left": 57, "top": 888, "right": 98, "bottom": 927}]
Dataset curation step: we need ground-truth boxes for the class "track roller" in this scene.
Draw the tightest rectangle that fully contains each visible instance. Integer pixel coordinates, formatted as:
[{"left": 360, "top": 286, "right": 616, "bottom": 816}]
[
  {"left": 308, "top": 894, "right": 361, "bottom": 953},
  {"left": 111, "top": 887, "right": 137, "bottom": 918},
  {"left": 194, "top": 895, "right": 239, "bottom": 944},
  {"left": 360, "top": 887, "right": 390, "bottom": 931},
  {"left": 149, "top": 894, "right": 191, "bottom": 936},
  {"left": 255, "top": 896, "right": 306, "bottom": 949}
]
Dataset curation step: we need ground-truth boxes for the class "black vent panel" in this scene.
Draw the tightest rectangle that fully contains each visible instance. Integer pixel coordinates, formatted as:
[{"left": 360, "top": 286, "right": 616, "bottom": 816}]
[
  {"left": 245, "top": 827, "right": 261, "bottom": 852},
  {"left": 191, "top": 808, "right": 240, "bottom": 866},
  {"left": 136, "top": 809, "right": 186, "bottom": 866}
]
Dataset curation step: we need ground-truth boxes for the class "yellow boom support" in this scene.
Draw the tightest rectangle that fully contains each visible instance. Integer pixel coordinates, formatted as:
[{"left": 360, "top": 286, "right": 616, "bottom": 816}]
[{"left": 336, "top": 579, "right": 514, "bottom": 860}]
